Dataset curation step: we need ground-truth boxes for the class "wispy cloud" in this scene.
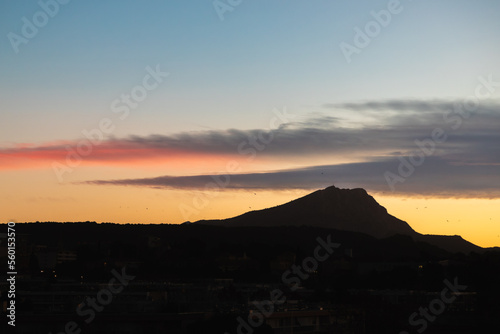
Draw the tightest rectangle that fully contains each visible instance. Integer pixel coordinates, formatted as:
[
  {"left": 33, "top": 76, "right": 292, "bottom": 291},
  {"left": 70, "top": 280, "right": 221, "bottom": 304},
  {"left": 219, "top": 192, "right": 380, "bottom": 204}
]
[
  {"left": 327, "top": 99, "right": 500, "bottom": 114},
  {"left": 2, "top": 99, "right": 499, "bottom": 199},
  {"left": 83, "top": 156, "right": 500, "bottom": 198}
]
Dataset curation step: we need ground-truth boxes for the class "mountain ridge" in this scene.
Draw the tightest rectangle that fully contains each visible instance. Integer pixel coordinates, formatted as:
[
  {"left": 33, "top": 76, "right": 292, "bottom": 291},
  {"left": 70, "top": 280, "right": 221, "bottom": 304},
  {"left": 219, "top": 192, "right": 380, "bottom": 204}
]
[{"left": 197, "top": 185, "right": 482, "bottom": 254}]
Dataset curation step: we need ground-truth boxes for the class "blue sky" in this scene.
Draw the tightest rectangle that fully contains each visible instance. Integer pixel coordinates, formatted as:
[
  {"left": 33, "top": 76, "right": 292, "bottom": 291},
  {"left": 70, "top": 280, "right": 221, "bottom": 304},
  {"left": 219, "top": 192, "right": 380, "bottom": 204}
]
[{"left": 2, "top": 0, "right": 499, "bottom": 143}]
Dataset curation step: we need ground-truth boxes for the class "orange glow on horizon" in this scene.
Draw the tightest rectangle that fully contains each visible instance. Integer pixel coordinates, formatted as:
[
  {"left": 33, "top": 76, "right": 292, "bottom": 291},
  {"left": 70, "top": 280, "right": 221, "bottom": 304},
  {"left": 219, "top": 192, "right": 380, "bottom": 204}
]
[{"left": 1, "top": 169, "right": 499, "bottom": 249}]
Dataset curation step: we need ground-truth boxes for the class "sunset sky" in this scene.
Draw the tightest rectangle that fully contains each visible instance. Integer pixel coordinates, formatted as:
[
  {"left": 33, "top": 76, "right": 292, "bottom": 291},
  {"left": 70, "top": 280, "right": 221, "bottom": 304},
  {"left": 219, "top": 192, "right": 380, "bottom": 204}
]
[{"left": 1, "top": 0, "right": 499, "bottom": 247}]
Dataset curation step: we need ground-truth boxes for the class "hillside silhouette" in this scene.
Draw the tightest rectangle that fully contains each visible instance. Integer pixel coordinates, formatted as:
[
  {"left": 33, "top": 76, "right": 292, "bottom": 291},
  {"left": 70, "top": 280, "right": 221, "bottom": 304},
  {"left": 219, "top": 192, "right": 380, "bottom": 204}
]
[{"left": 197, "top": 185, "right": 482, "bottom": 254}]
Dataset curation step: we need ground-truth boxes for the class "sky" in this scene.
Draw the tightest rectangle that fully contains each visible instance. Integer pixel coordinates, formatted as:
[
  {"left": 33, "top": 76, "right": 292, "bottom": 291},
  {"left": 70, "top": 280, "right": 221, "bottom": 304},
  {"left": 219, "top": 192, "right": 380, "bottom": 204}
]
[{"left": 1, "top": 0, "right": 499, "bottom": 247}]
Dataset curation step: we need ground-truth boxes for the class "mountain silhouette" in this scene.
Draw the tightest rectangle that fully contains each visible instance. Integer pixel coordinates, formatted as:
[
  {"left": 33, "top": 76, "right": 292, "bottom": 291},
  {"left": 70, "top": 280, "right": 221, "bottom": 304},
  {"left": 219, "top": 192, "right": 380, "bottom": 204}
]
[{"left": 197, "top": 185, "right": 482, "bottom": 254}]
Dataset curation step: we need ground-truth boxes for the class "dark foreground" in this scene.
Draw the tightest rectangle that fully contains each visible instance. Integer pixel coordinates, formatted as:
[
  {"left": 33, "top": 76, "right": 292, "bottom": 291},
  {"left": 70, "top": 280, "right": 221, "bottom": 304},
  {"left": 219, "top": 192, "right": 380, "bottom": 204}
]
[{"left": 1, "top": 222, "right": 499, "bottom": 333}]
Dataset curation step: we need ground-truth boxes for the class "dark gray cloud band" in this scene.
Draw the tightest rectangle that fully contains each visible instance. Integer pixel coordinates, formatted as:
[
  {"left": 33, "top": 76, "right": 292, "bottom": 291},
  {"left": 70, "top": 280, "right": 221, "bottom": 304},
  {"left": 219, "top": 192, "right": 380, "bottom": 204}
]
[
  {"left": 79, "top": 99, "right": 500, "bottom": 197},
  {"left": 84, "top": 156, "right": 500, "bottom": 198}
]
